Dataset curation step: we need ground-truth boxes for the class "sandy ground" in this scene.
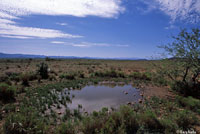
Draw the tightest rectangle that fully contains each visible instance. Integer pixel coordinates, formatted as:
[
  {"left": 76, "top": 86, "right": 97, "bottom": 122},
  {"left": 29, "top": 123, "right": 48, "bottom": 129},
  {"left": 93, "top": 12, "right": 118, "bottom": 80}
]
[{"left": 141, "top": 85, "right": 175, "bottom": 99}]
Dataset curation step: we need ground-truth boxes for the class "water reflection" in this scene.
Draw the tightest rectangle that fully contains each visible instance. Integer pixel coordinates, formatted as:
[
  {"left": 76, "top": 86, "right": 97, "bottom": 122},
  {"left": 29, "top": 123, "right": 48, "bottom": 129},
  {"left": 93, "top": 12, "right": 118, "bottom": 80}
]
[{"left": 67, "top": 84, "right": 141, "bottom": 113}]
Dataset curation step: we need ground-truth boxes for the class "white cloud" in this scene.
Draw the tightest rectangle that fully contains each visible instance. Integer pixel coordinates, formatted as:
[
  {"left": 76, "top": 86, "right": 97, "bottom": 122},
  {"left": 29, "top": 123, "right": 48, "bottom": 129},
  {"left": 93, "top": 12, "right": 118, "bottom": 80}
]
[
  {"left": 0, "top": 12, "right": 83, "bottom": 39},
  {"left": 51, "top": 41, "right": 65, "bottom": 44},
  {"left": 165, "top": 24, "right": 177, "bottom": 30},
  {"left": 0, "top": 35, "right": 32, "bottom": 39},
  {"left": 0, "top": 19, "right": 83, "bottom": 39},
  {"left": 0, "top": 0, "right": 124, "bottom": 39},
  {"left": 52, "top": 41, "right": 129, "bottom": 48},
  {"left": 0, "top": 0, "right": 124, "bottom": 18},
  {"left": 0, "top": 12, "right": 19, "bottom": 19},
  {"left": 141, "top": 0, "right": 200, "bottom": 23},
  {"left": 56, "top": 23, "right": 68, "bottom": 26}
]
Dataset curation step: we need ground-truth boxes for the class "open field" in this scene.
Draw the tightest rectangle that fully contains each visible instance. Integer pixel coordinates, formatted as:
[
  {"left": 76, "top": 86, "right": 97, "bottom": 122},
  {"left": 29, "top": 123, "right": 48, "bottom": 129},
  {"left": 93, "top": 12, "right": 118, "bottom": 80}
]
[{"left": 0, "top": 59, "right": 199, "bottom": 134}]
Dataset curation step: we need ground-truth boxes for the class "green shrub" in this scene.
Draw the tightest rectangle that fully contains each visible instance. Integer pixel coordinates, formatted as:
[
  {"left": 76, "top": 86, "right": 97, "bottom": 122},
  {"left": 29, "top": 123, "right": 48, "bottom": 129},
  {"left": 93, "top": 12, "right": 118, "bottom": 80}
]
[
  {"left": 0, "top": 83, "right": 16, "bottom": 102},
  {"left": 129, "top": 72, "right": 142, "bottom": 79},
  {"left": 103, "top": 112, "right": 125, "bottom": 134},
  {"left": 56, "top": 122, "right": 75, "bottom": 134},
  {"left": 139, "top": 110, "right": 163, "bottom": 132},
  {"left": 37, "top": 62, "right": 49, "bottom": 79},
  {"left": 94, "top": 70, "right": 125, "bottom": 78},
  {"left": 59, "top": 73, "right": 75, "bottom": 80},
  {"left": 143, "top": 72, "right": 152, "bottom": 80},
  {"left": 173, "top": 110, "right": 198, "bottom": 130},
  {"left": 4, "top": 104, "right": 16, "bottom": 113},
  {"left": 81, "top": 117, "right": 104, "bottom": 134},
  {"left": 4, "top": 107, "right": 47, "bottom": 134},
  {"left": 152, "top": 75, "right": 168, "bottom": 86},
  {"left": 129, "top": 72, "right": 152, "bottom": 81},
  {"left": 119, "top": 106, "right": 139, "bottom": 134},
  {"left": 160, "top": 118, "right": 178, "bottom": 133},
  {"left": 177, "top": 96, "right": 200, "bottom": 114},
  {"left": 5, "top": 72, "right": 21, "bottom": 82}
]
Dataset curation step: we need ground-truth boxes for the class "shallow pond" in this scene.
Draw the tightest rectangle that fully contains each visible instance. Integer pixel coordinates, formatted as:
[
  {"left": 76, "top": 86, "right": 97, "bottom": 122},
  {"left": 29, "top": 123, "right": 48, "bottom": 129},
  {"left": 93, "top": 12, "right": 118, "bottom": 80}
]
[{"left": 66, "top": 83, "right": 142, "bottom": 113}]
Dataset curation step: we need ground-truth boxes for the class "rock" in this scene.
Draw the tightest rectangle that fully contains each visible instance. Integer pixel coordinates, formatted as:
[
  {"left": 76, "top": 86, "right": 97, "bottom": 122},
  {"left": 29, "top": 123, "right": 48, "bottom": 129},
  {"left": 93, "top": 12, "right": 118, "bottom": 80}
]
[
  {"left": 127, "top": 102, "right": 132, "bottom": 105},
  {"left": 123, "top": 91, "right": 128, "bottom": 95},
  {"left": 123, "top": 91, "right": 128, "bottom": 94}
]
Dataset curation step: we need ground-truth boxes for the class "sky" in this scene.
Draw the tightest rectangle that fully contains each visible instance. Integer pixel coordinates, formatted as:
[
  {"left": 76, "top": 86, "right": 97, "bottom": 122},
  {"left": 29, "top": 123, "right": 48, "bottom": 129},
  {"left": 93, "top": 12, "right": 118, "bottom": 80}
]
[{"left": 0, "top": 0, "right": 200, "bottom": 58}]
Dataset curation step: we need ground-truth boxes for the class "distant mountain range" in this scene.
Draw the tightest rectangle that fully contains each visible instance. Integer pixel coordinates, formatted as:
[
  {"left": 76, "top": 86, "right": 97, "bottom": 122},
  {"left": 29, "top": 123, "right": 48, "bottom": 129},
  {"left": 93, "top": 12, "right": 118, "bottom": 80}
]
[{"left": 0, "top": 53, "right": 147, "bottom": 60}]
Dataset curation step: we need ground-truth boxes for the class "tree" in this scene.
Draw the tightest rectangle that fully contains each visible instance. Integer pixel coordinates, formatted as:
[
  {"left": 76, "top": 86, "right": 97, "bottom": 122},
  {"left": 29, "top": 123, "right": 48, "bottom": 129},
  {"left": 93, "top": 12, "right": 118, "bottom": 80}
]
[{"left": 161, "top": 28, "right": 200, "bottom": 97}]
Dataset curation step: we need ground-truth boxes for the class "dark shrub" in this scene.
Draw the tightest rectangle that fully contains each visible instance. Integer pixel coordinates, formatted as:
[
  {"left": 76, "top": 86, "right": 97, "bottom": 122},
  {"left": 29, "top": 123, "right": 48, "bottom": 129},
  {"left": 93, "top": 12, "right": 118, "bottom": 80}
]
[
  {"left": 172, "top": 81, "right": 200, "bottom": 98},
  {"left": 0, "top": 83, "right": 16, "bottom": 102},
  {"left": 20, "top": 74, "right": 30, "bottom": 86},
  {"left": 5, "top": 72, "right": 21, "bottom": 82},
  {"left": 129, "top": 72, "right": 152, "bottom": 81},
  {"left": 37, "top": 62, "right": 49, "bottom": 79},
  {"left": 48, "top": 75, "right": 56, "bottom": 81},
  {"left": 94, "top": 70, "right": 125, "bottom": 78},
  {"left": 0, "top": 75, "right": 9, "bottom": 82},
  {"left": 59, "top": 73, "right": 75, "bottom": 80}
]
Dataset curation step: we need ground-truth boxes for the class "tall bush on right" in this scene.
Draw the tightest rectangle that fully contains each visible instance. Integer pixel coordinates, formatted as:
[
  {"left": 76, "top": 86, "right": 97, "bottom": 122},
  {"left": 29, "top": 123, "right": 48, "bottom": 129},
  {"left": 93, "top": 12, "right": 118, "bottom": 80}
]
[{"left": 159, "top": 28, "right": 200, "bottom": 98}]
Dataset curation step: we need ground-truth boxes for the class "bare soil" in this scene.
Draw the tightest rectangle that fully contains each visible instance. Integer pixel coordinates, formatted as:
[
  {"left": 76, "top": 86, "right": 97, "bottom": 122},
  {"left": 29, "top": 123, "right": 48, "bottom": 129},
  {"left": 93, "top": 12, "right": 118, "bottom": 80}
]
[{"left": 142, "top": 85, "right": 175, "bottom": 99}]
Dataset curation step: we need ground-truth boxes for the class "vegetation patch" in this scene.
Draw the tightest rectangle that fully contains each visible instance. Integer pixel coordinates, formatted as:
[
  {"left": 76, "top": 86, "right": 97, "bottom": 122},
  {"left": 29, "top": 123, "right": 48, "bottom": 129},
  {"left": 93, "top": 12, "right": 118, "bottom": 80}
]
[{"left": 0, "top": 83, "right": 16, "bottom": 102}]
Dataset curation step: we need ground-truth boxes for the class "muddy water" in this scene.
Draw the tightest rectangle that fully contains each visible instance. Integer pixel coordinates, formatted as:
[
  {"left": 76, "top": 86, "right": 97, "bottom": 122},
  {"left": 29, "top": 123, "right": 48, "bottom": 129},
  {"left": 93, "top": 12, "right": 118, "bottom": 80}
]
[{"left": 67, "top": 84, "right": 142, "bottom": 113}]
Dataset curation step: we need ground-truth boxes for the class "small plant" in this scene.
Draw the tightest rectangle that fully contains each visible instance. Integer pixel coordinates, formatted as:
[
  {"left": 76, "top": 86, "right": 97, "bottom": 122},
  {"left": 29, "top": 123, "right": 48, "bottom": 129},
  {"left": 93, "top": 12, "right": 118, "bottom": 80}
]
[
  {"left": 0, "top": 83, "right": 16, "bottom": 102},
  {"left": 37, "top": 62, "right": 49, "bottom": 79}
]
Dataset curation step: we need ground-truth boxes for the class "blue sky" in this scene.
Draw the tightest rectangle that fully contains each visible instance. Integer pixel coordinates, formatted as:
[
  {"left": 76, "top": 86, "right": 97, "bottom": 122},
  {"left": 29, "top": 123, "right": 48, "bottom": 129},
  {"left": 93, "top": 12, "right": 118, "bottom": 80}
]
[{"left": 0, "top": 0, "right": 200, "bottom": 58}]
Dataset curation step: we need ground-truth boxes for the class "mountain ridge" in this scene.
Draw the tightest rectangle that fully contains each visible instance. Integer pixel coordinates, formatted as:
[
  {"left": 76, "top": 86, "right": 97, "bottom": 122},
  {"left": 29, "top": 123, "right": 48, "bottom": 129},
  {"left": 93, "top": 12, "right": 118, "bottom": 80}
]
[{"left": 0, "top": 53, "right": 147, "bottom": 60}]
